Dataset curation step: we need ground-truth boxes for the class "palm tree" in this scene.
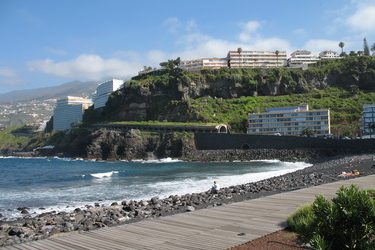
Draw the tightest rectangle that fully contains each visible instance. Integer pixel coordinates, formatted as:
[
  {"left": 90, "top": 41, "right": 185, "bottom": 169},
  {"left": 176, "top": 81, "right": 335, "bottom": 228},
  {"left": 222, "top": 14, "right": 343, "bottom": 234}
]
[
  {"left": 339, "top": 41, "right": 345, "bottom": 54},
  {"left": 275, "top": 50, "right": 279, "bottom": 67},
  {"left": 237, "top": 47, "right": 243, "bottom": 68}
]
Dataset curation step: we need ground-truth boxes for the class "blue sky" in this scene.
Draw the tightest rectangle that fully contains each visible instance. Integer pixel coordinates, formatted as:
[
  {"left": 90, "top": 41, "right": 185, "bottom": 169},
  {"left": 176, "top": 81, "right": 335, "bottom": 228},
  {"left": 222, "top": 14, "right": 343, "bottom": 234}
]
[{"left": 1, "top": 0, "right": 375, "bottom": 93}]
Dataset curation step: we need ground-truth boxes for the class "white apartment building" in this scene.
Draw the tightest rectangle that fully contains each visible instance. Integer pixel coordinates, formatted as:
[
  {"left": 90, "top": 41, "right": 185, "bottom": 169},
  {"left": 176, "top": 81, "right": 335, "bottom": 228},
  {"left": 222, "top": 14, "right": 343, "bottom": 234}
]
[
  {"left": 228, "top": 49, "right": 287, "bottom": 68},
  {"left": 180, "top": 58, "right": 228, "bottom": 72},
  {"left": 319, "top": 50, "right": 341, "bottom": 60},
  {"left": 288, "top": 50, "right": 320, "bottom": 68},
  {"left": 93, "top": 79, "right": 123, "bottom": 109},
  {"left": 53, "top": 96, "right": 92, "bottom": 131},
  {"left": 248, "top": 104, "right": 331, "bottom": 136},
  {"left": 361, "top": 104, "right": 375, "bottom": 138}
]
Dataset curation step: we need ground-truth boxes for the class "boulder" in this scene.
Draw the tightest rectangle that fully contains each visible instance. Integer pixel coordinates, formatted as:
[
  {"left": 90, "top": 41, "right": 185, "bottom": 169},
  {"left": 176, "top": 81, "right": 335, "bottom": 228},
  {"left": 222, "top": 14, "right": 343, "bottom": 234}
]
[{"left": 186, "top": 206, "right": 195, "bottom": 212}]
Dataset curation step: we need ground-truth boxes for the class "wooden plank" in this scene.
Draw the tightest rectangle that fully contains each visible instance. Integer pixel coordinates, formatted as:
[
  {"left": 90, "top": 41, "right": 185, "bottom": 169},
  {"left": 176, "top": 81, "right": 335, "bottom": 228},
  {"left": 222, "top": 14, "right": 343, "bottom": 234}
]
[{"left": 28, "top": 239, "right": 72, "bottom": 250}]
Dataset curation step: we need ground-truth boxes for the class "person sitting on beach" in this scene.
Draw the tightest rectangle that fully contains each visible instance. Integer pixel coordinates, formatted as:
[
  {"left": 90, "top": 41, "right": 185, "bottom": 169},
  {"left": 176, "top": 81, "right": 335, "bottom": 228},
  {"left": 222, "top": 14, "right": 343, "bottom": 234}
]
[
  {"left": 338, "top": 170, "right": 360, "bottom": 177},
  {"left": 211, "top": 181, "right": 219, "bottom": 194}
]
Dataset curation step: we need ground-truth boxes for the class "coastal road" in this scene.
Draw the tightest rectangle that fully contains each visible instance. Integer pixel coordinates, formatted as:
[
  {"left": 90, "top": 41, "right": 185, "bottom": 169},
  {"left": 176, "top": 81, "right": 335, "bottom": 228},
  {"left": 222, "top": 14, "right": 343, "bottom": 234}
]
[{"left": 2, "top": 175, "right": 374, "bottom": 250}]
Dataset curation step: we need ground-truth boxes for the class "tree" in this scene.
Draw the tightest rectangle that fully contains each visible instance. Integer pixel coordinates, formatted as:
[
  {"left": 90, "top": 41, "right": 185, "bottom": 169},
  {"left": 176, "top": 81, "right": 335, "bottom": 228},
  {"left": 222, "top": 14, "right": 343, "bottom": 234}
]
[
  {"left": 301, "top": 128, "right": 314, "bottom": 137},
  {"left": 338, "top": 41, "right": 345, "bottom": 54},
  {"left": 275, "top": 50, "right": 280, "bottom": 67},
  {"left": 371, "top": 43, "right": 375, "bottom": 55},
  {"left": 159, "top": 57, "right": 181, "bottom": 71},
  {"left": 349, "top": 51, "right": 357, "bottom": 57},
  {"left": 350, "top": 85, "right": 359, "bottom": 96},
  {"left": 369, "top": 123, "right": 375, "bottom": 138},
  {"left": 363, "top": 38, "right": 370, "bottom": 56},
  {"left": 237, "top": 48, "right": 243, "bottom": 67}
]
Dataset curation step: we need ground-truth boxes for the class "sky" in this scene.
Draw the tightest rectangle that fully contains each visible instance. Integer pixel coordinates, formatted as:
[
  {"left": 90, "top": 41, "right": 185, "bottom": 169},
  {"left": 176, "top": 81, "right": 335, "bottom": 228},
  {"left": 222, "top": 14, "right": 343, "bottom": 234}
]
[{"left": 1, "top": 0, "right": 375, "bottom": 93}]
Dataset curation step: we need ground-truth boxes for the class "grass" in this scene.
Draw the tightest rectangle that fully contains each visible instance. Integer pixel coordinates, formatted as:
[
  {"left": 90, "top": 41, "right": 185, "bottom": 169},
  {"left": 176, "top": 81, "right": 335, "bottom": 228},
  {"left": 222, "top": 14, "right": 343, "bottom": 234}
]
[
  {"left": 0, "top": 126, "right": 33, "bottom": 151},
  {"left": 190, "top": 87, "right": 375, "bottom": 134}
]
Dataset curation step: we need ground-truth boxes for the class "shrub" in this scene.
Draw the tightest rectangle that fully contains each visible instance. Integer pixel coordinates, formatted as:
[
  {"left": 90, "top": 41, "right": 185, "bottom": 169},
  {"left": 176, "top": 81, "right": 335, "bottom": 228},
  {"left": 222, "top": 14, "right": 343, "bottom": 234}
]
[
  {"left": 287, "top": 204, "right": 315, "bottom": 239},
  {"left": 287, "top": 185, "right": 375, "bottom": 250}
]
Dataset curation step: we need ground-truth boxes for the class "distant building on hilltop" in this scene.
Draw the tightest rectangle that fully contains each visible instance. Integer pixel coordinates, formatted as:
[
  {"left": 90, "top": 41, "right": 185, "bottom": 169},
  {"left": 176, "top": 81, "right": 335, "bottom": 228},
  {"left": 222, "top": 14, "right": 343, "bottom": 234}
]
[
  {"left": 361, "top": 104, "right": 375, "bottom": 138},
  {"left": 287, "top": 50, "right": 320, "bottom": 68},
  {"left": 180, "top": 58, "right": 228, "bottom": 72},
  {"left": 53, "top": 96, "right": 92, "bottom": 131},
  {"left": 93, "top": 79, "right": 123, "bottom": 109},
  {"left": 228, "top": 49, "right": 287, "bottom": 68},
  {"left": 248, "top": 104, "right": 331, "bottom": 136},
  {"left": 319, "top": 50, "right": 341, "bottom": 60}
]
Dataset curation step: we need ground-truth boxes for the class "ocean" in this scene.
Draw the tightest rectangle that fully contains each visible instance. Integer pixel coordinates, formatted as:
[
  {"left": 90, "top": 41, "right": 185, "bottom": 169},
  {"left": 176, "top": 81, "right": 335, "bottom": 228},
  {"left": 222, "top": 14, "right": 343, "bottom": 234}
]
[{"left": 0, "top": 156, "right": 311, "bottom": 220}]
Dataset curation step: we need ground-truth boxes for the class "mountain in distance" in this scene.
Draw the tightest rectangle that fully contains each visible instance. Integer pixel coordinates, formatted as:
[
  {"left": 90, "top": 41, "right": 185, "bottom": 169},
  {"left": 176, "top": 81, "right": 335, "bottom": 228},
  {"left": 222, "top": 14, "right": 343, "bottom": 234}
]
[{"left": 0, "top": 81, "right": 99, "bottom": 104}]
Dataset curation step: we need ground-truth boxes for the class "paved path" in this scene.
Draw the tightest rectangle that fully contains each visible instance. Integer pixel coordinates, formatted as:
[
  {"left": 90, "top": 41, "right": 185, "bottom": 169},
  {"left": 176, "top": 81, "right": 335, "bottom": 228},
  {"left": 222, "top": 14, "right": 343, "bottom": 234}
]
[{"left": 2, "top": 175, "right": 374, "bottom": 250}]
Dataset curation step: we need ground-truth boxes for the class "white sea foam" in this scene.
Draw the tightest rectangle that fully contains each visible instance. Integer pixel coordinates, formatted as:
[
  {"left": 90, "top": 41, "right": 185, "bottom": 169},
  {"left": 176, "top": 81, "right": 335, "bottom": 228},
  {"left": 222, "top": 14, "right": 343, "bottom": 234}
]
[
  {"left": 136, "top": 161, "right": 312, "bottom": 200},
  {"left": 0, "top": 156, "right": 47, "bottom": 159},
  {"left": 90, "top": 171, "right": 118, "bottom": 178},
  {"left": 140, "top": 157, "right": 183, "bottom": 164},
  {"left": 250, "top": 159, "right": 281, "bottom": 163}
]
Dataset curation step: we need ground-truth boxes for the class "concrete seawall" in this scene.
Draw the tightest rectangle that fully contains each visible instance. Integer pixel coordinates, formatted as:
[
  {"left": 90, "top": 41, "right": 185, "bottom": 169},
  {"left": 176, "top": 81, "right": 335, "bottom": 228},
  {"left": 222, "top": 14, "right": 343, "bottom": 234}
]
[{"left": 194, "top": 133, "right": 375, "bottom": 153}]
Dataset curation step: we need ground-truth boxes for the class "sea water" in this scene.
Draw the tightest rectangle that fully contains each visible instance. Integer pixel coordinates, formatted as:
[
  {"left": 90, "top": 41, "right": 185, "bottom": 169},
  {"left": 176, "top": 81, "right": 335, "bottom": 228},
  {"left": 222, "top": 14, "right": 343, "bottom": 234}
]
[{"left": 0, "top": 156, "right": 311, "bottom": 219}]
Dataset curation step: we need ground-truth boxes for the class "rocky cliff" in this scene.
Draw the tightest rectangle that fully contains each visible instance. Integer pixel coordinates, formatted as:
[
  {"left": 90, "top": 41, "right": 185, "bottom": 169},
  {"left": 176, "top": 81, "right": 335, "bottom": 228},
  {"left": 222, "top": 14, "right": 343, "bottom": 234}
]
[
  {"left": 48, "top": 129, "right": 194, "bottom": 161},
  {"left": 83, "top": 56, "right": 375, "bottom": 126}
]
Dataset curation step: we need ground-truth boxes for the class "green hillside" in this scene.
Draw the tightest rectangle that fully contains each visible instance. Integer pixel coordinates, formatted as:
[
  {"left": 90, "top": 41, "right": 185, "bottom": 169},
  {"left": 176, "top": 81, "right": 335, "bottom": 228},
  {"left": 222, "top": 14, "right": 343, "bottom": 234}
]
[
  {"left": 82, "top": 56, "right": 375, "bottom": 136},
  {"left": 190, "top": 87, "right": 375, "bottom": 135}
]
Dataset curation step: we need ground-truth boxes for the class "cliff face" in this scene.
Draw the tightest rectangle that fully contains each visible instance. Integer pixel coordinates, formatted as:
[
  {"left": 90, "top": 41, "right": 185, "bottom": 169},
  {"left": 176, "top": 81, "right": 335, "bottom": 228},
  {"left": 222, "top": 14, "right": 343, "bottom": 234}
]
[
  {"left": 83, "top": 57, "right": 375, "bottom": 125},
  {"left": 64, "top": 129, "right": 192, "bottom": 161}
]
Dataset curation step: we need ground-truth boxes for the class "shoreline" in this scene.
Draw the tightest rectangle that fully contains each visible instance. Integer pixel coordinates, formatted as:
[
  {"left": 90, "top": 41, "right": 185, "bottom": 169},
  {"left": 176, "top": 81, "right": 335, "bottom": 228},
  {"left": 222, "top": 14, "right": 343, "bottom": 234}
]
[{"left": 1, "top": 154, "right": 375, "bottom": 246}]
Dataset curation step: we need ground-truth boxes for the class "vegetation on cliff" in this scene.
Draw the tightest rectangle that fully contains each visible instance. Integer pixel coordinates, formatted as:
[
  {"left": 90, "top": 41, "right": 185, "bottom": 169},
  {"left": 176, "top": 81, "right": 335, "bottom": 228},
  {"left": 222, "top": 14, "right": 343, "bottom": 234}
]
[
  {"left": 0, "top": 127, "right": 32, "bottom": 151},
  {"left": 82, "top": 56, "right": 375, "bottom": 135}
]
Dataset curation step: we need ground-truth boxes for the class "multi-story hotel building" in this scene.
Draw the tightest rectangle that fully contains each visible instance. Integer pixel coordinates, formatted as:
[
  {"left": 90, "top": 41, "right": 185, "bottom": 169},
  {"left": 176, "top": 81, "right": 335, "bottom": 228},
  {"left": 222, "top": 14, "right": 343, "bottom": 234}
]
[
  {"left": 180, "top": 58, "right": 228, "bottom": 72},
  {"left": 287, "top": 50, "right": 320, "bottom": 68},
  {"left": 361, "top": 104, "right": 375, "bottom": 138},
  {"left": 228, "top": 49, "right": 287, "bottom": 68},
  {"left": 248, "top": 104, "right": 330, "bottom": 136},
  {"left": 319, "top": 50, "right": 341, "bottom": 60},
  {"left": 53, "top": 96, "right": 92, "bottom": 131},
  {"left": 93, "top": 79, "right": 123, "bottom": 109}
]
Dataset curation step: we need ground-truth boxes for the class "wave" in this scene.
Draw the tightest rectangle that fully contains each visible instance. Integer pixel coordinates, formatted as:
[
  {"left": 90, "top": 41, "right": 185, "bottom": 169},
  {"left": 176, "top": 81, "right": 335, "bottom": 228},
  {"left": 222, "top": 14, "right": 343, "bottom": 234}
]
[
  {"left": 0, "top": 156, "right": 47, "bottom": 160},
  {"left": 137, "top": 161, "right": 312, "bottom": 200},
  {"left": 140, "top": 157, "right": 183, "bottom": 164},
  {"left": 90, "top": 171, "right": 119, "bottom": 178}
]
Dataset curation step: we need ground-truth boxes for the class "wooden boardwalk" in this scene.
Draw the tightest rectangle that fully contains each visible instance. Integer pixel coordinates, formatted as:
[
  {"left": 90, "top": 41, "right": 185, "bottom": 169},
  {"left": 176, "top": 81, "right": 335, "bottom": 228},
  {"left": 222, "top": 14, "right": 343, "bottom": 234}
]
[{"left": 2, "top": 175, "right": 374, "bottom": 250}]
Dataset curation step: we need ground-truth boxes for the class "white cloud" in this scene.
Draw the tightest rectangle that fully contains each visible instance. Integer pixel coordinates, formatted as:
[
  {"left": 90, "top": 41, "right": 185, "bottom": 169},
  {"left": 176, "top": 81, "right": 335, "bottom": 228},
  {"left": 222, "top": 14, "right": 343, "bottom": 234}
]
[
  {"left": 0, "top": 67, "right": 23, "bottom": 86},
  {"left": 304, "top": 39, "right": 340, "bottom": 54},
  {"left": 162, "top": 17, "right": 181, "bottom": 33},
  {"left": 185, "top": 20, "right": 198, "bottom": 33},
  {"left": 347, "top": 4, "right": 375, "bottom": 31},
  {"left": 147, "top": 50, "right": 168, "bottom": 64},
  {"left": 238, "top": 20, "right": 261, "bottom": 42},
  {"left": 242, "top": 20, "right": 261, "bottom": 33},
  {"left": 28, "top": 54, "right": 141, "bottom": 80}
]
